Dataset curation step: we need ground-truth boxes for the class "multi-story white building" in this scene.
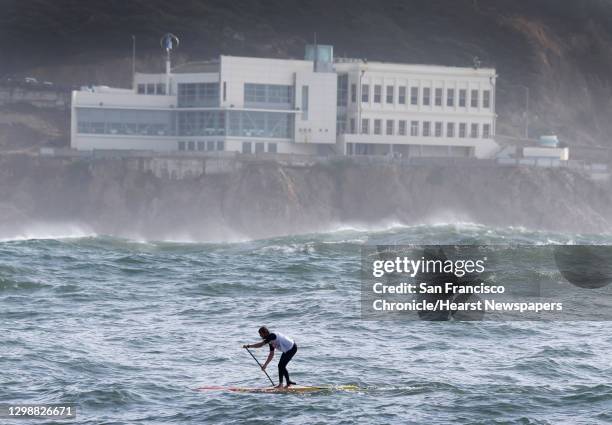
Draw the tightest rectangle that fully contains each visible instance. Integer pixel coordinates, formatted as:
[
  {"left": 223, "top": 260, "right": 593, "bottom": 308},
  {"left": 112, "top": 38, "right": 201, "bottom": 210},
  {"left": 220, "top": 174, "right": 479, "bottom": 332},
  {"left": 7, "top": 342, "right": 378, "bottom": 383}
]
[
  {"left": 71, "top": 44, "right": 499, "bottom": 158},
  {"left": 334, "top": 60, "right": 498, "bottom": 158}
]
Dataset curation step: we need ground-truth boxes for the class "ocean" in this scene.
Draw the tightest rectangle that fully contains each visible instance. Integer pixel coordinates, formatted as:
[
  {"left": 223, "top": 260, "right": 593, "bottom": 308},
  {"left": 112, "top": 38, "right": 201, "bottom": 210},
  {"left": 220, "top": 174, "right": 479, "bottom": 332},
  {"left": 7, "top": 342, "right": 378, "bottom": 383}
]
[{"left": 1, "top": 223, "right": 611, "bottom": 424}]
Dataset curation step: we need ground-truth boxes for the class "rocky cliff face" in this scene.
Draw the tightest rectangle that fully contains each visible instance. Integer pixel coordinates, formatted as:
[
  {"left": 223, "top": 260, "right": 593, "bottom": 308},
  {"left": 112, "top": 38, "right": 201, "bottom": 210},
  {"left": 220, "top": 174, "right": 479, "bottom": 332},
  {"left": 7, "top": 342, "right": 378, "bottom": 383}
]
[{"left": 2, "top": 156, "right": 610, "bottom": 241}]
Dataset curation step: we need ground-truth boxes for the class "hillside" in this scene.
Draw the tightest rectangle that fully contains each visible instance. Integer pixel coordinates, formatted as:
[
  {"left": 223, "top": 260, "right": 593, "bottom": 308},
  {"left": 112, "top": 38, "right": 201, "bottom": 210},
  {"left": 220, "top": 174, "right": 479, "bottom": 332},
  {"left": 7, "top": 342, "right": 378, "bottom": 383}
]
[{"left": 2, "top": 0, "right": 612, "bottom": 145}]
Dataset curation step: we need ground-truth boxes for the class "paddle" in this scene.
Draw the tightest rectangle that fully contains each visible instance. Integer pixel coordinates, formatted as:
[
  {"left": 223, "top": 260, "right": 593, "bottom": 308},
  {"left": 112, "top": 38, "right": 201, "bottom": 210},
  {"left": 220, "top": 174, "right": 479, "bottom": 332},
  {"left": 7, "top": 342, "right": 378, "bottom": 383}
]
[{"left": 244, "top": 346, "right": 276, "bottom": 386}]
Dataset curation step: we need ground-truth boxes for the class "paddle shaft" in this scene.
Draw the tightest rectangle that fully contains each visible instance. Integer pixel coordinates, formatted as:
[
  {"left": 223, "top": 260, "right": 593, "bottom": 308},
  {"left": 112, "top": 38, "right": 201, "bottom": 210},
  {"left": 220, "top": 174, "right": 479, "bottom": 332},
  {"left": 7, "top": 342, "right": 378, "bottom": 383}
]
[{"left": 244, "top": 347, "right": 275, "bottom": 386}]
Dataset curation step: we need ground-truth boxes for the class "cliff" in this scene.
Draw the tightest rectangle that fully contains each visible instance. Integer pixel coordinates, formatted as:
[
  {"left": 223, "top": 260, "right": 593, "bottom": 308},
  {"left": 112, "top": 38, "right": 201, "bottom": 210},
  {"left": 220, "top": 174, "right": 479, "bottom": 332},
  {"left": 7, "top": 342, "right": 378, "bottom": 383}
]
[{"left": 2, "top": 155, "right": 610, "bottom": 241}]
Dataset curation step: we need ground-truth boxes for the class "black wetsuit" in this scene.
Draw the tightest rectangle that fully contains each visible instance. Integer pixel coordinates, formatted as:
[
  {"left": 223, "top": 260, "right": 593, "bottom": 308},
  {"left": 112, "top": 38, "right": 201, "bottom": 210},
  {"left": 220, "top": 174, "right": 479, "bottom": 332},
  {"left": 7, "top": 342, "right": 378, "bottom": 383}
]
[{"left": 264, "top": 333, "right": 297, "bottom": 385}]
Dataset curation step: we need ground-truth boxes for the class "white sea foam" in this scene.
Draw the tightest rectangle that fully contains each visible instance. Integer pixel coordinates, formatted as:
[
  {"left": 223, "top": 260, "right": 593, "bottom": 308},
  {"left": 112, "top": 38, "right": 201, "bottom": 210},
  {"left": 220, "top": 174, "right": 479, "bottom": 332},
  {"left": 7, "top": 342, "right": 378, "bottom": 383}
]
[
  {"left": 0, "top": 222, "right": 97, "bottom": 242},
  {"left": 257, "top": 243, "right": 316, "bottom": 254}
]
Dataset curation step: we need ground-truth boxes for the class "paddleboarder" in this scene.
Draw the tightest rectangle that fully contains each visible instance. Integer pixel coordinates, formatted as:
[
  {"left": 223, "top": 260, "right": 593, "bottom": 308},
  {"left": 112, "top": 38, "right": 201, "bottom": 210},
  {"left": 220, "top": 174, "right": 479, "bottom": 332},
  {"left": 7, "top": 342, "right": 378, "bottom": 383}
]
[{"left": 243, "top": 326, "right": 298, "bottom": 388}]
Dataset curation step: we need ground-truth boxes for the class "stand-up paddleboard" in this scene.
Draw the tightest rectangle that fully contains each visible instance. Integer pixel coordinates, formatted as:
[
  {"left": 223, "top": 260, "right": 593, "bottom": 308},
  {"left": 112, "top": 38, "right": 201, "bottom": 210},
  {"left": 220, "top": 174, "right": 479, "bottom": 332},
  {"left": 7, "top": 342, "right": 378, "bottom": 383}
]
[{"left": 197, "top": 385, "right": 360, "bottom": 394}]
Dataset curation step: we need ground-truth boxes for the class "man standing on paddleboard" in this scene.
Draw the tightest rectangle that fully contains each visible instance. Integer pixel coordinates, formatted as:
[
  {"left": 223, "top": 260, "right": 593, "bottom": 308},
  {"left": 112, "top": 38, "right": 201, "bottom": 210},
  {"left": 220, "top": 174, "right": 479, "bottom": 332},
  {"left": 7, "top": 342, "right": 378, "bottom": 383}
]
[{"left": 243, "top": 326, "right": 298, "bottom": 388}]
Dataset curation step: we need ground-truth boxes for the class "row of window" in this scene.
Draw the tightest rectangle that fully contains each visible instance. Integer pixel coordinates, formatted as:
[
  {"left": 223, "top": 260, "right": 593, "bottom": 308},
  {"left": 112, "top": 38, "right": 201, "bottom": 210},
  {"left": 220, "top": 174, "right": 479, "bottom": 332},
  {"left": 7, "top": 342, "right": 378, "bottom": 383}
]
[
  {"left": 76, "top": 109, "right": 295, "bottom": 139},
  {"left": 177, "top": 83, "right": 219, "bottom": 107},
  {"left": 137, "top": 83, "right": 166, "bottom": 96},
  {"left": 181, "top": 111, "right": 294, "bottom": 138},
  {"left": 228, "top": 111, "right": 294, "bottom": 139},
  {"left": 241, "top": 141, "right": 278, "bottom": 154},
  {"left": 346, "top": 143, "right": 472, "bottom": 157},
  {"left": 351, "top": 84, "right": 491, "bottom": 109},
  {"left": 77, "top": 108, "right": 174, "bottom": 136},
  {"left": 179, "top": 111, "right": 225, "bottom": 136},
  {"left": 244, "top": 83, "right": 293, "bottom": 105},
  {"left": 353, "top": 118, "right": 492, "bottom": 139},
  {"left": 178, "top": 140, "right": 225, "bottom": 152},
  {"left": 177, "top": 140, "right": 280, "bottom": 153}
]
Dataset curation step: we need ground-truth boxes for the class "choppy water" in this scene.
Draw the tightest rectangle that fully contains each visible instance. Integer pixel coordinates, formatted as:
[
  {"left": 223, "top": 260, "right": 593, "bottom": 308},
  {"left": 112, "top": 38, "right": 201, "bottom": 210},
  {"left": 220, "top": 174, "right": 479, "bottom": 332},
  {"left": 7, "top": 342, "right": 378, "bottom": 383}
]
[{"left": 1, "top": 224, "right": 611, "bottom": 424}]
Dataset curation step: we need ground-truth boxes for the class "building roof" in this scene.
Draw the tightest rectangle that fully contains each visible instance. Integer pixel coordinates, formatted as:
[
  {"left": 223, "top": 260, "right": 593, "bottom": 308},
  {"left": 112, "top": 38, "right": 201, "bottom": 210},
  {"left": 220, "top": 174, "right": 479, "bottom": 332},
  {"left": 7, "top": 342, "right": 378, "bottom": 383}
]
[
  {"left": 171, "top": 61, "right": 220, "bottom": 74},
  {"left": 334, "top": 58, "right": 495, "bottom": 76}
]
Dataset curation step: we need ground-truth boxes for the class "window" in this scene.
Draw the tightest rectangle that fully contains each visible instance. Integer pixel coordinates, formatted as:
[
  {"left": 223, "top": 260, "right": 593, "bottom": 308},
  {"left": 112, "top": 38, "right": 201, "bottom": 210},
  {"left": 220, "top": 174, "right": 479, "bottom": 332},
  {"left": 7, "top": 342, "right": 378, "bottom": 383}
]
[
  {"left": 410, "top": 87, "right": 419, "bottom": 105},
  {"left": 268, "top": 143, "right": 277, "bottom": 153},
  {"left": 459, "top": 89, "right": 467, "bottom": 107},
  {"left": 410, "top": 121, "right": 419, "bottom": 136},
  {"left": 223, "top": 82, "right": 227, "bottom": 101},
  {"left": 337, "top": 116, "right": 347, "bottom": 135},
  {"left": 178, "top": 141, "right": 186, "bottom": 151},
  {"left": 483, "top": 124, "right": 491, "bottom": 138},
  {"left": 178, "top": 111, "right": 225, "bottom": 137},
  {"left": 146, "top": 83, "right": 155, "bottom": 95},
  {"left": 267, "top": 85, "right": 292, "bottom": 103},
  {"left": 361, "top": 119, "right": 369, "bottom": 134},
  {"left": 197, "top": 141, "right": 205, "bottom": 151},
  {"left": 187, "top": 141, "right": 195, "bottom": 151},
  {"left": 337, "top": 74, "right": 348, "bottom": 107},
  {"left": 374, "top": 85, "right": 382, "bottom": 103},
  {"left": 423, "top": 121, "right": 431, "bottom": 137},
  {"left": 435, "top": 88, "right": 443, "bottom": 106},
  {"left": 179, "top": 83, "right": 220, "bottom": 107},
  {"left": 206, "top": 141, "right": 215, "bottom": 151},
  {"left": 447, "top": 89, "right": 455, "bottom": 107},
  {"left": 361, "top": 84, "right": 369, "bottom": 103},
  {"left": 347, "top": 143, "right": 354, "bottom": 155},
  {"left": 471, "top": 123, "right": 479, "bottom": 138},
  {"left": 386, "top": 86, "right": 394, "bottom": 104},
  {"left": 255, "top": 142, "right": 265, "bottom": 153},
  {"left": 137, "top": 84, "right": 146, "bottom": 94},
  {"left": 266, "top": 84, "right": 292, "bottom": 104},
  {"left": 374, "top": 119, "right": 382, "bottom": 135},
  {"left": 435, "top": 122, "right": 443, "bottom": 137},
  {"left": 386, "top": 120, "right": 394, "bottom": 135},
  {"left": 302, "top": 86, "right": 309, "bottom": 120},
  {"left": 423, "top": 88, "right": 431, "bottom": 106},
  {"left": 398, "top": 120, "right": 407, "bottom": 136},
  {"left": 398, "top": 86, "right": 406, "bottom": 104},
  {"left": 242, "top": 142, "right": 252, "bottom": 154},
  {"left": 228, "top": 111, "right": 294, "bottom": 139},
  {"left": 156, "top": 83, "right": 166, "bottom": 95},
  {"left": 216, "top": 141, "right": 224, "bottom": 151},
  {"left": 483, "top": 90, "right": 491, "bottom": 108},
  {"left": 471, "top": 89, "right": 479, "bottom": 108},
  {"left": 350, "top": 118, "right": 355, "bottom": 134},
  {"left": 351, "top": 84, "right": 357, "bottom": 103},
  {"left": 78, "top": 108, "right": 176, "bottom": 137},
  {"left": 244, "top": 83, "right": 292, "bottom": 105},
  {"left": 459, "top": 123, "right": 467, "bottom": 138},
  {"left": 447, "top": 122, "right": 455, "bottom": 138},
  {"left": 245, "top": 84, "right": 266, "bottom": 102}
]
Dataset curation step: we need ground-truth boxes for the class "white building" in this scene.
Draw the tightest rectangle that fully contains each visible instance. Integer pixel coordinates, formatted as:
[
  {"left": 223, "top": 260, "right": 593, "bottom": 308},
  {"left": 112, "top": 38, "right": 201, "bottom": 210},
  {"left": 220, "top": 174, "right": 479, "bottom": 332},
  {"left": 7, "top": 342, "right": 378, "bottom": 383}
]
[
  {"left": 71, "top": 45, "right": 499, "bottom": 158},
  {"left": 334, "top": 59, "right": 498, "bottom": 158}
]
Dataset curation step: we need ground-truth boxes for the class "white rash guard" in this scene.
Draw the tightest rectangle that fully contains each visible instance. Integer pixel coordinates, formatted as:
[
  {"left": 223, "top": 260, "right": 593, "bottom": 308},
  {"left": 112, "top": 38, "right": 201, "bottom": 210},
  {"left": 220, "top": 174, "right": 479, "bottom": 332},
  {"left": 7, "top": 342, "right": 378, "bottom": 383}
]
[{"left": 264, "top": 332, "right": 295, "bottom": 353}]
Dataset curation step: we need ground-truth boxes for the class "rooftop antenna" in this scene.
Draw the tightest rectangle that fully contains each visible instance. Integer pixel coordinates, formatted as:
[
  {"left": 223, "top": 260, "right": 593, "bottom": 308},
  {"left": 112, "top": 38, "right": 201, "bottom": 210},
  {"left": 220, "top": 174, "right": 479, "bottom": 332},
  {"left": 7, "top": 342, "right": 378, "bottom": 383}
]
[
  {"left": 131, "top": 35, "right": 136, "bottom": 90},
  {"left": 314, "top": 32, "right": 318, "bottom": 69},
  {"left": 161, "top": 33, "right": 179, "bottom": 95}
]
